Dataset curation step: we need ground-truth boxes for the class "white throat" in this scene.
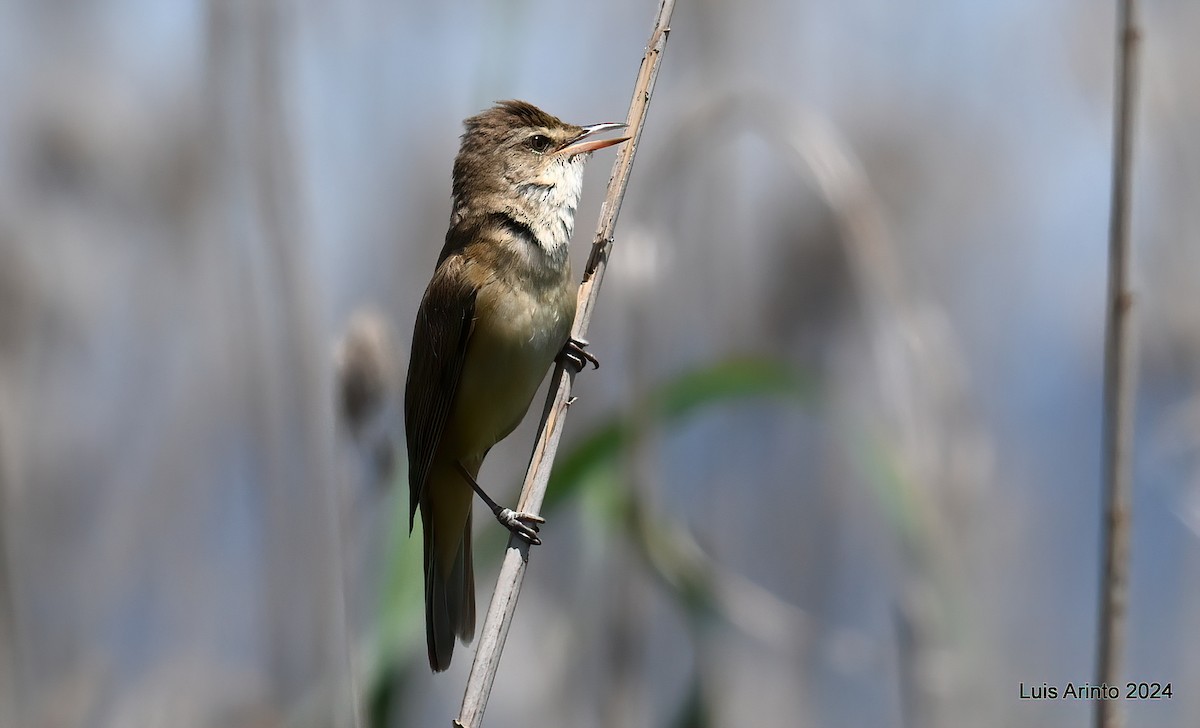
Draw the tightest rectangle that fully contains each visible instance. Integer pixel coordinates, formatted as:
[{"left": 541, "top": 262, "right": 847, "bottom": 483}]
[{"left": 519, "top": 156, "right": 587, "bottom": 252}]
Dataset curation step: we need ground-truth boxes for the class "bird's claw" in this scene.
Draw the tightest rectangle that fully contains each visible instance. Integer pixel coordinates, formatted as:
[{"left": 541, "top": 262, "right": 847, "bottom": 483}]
[
  {"left": 558, "top": 336, "right": 599, "bottom": 373},
  {"left": 496, "top": 508, "right": 545, "bottom": 546}
]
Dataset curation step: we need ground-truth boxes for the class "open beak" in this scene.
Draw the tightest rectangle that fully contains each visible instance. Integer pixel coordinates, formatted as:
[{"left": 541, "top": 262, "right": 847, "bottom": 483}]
[{"left": 555, "top": 122, "right": 630, "bottom": 157}]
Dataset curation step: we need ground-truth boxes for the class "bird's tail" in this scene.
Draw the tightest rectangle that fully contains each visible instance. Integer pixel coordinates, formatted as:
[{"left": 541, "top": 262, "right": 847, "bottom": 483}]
[{"left": 421, "top": 467, "right": 476, "bottom": 672}]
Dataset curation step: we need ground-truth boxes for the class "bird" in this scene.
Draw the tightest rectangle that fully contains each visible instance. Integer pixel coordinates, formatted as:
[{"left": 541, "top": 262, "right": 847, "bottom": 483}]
[{"left": 404, "top": 100, "right": 628, "bottom": 671}]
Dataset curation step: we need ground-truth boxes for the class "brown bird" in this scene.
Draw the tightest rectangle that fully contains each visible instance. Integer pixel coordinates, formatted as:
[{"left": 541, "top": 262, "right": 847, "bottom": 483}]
[{"left": 404, "top": 100, "right": 628, "bottom": 671}]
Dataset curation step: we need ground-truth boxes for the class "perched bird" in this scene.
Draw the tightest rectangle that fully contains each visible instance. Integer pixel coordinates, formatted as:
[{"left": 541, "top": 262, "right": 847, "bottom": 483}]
[{"left": 404, "top": 100, "right": 628, "bottom": 671}]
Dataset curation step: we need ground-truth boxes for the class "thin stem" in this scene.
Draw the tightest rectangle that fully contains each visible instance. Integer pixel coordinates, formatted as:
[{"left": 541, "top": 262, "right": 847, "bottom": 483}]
[
  {"left": 1095, "top": 2, "right": 1140, "bottom": 728},
  {"left": 452, "top": 2, "right": 676, "bottom": 726}
]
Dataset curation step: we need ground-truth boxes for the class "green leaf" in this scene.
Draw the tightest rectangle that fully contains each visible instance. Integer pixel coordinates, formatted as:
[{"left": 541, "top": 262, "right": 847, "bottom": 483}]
[
  {"left": 545, "top": 357, "right": 812, "bottom": 512},
  {"left": 376, "top": 494, "right": 426, "bottom": 663}
]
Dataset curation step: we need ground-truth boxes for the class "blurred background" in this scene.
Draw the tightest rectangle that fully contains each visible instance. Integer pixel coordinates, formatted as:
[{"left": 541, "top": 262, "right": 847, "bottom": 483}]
[{"left": 1, "top": 0, "right": 1198, "bottom": 727}]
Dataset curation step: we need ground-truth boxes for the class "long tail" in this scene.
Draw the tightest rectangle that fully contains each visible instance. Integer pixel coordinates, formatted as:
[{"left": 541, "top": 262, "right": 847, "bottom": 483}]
[{"left": 421, "top": 462, "right": 475, "bottom": 672}]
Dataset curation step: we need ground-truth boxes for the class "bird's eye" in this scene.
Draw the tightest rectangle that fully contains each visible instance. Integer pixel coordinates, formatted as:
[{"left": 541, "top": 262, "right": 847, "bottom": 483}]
[{"left": 528, "top": 134, "right": 553, "bottom": 153}]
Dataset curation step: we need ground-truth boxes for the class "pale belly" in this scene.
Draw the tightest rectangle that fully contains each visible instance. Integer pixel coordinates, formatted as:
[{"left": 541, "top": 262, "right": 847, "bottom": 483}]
[{"left": 444, "top": 279, "right": 573, "bottom": 457}]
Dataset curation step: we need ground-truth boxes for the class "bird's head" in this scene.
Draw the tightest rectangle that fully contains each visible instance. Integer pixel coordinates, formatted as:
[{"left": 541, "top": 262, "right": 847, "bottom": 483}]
[{"left": 450, "top": 100, "right": 627, "bottom": 220}]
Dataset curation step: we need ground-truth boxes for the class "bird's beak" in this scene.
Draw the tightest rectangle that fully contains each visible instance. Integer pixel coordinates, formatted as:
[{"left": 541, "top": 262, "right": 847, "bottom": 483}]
[{"left": 555, "top": 122, "right": 630, "bottom": 157}]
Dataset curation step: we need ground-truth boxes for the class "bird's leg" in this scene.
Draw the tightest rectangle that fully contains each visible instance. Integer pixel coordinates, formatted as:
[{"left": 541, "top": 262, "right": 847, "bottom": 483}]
[
  {"left": 454, "top": 460, "right": 544, "bottom": 545},
  {"left": 557, "top": 336, "right": 599, "bottom": 373}
]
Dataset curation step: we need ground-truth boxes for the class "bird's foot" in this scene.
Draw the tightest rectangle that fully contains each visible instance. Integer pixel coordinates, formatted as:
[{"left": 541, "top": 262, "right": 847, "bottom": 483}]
[
  {"left": 455, "top": 459, "right": 546, "bottom": 545},
  {"left": 495, "top": 508, "right": 545, "bottom": 546},
  {"left": 558, "top": 336, "right": 599, "bottom": 373}
]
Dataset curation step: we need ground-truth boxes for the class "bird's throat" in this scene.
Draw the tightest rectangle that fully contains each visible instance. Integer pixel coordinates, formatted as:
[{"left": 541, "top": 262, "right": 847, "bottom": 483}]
[
  {"left": 453, "top": 157, "right": 587, "bottom": 257},
  {"left": 508, "top": 161, "right": 585, "bottom": 255}
]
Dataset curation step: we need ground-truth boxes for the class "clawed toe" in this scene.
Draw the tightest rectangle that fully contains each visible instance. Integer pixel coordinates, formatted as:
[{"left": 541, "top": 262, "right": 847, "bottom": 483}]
[
  {"left": 558, "top": 337, "right": 599, "bottom": 373},
  {"left": 497, "top": 508, "right": 545, "bottom": 545}
]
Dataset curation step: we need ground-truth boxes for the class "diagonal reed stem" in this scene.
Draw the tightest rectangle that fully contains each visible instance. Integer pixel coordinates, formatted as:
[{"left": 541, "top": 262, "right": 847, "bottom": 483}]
[
  {"left": 453, "top": 2, "right": 676, "bottom": 726},
  {"left": 1095, "top": 2, "right": 1140, "bottom": 728}
]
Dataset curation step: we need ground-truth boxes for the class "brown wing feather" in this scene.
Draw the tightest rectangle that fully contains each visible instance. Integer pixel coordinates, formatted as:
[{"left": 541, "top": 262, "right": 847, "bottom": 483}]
[{"left": 404, "top": 253, "right": 478, "bottom": 528}]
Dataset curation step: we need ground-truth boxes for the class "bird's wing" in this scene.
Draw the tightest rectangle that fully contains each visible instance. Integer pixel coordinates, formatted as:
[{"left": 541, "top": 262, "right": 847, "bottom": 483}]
[{"left": 405, "top": 253, "right": 479, "bottom": 529}]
